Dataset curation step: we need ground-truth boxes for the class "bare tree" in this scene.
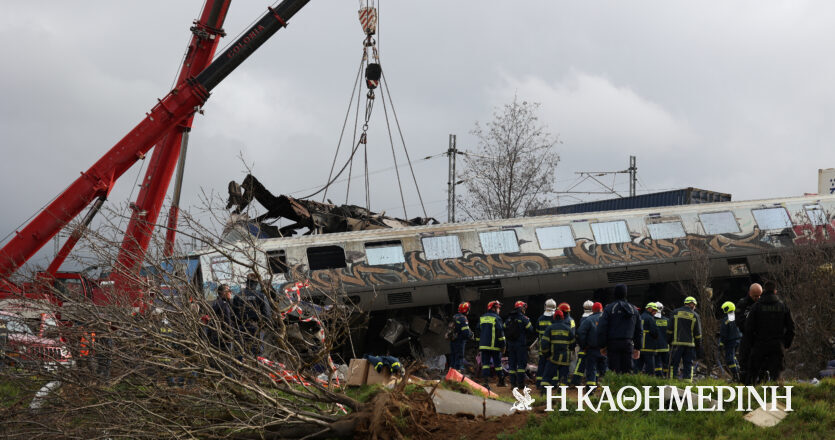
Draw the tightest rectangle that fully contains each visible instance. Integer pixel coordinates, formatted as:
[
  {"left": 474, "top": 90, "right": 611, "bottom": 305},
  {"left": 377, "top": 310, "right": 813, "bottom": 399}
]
[
  {"left": 458, "top": 96, "right": 560, "bottom": 220},
  {"left": 0, "top": 198, "right": 372, "bottom": 439}
]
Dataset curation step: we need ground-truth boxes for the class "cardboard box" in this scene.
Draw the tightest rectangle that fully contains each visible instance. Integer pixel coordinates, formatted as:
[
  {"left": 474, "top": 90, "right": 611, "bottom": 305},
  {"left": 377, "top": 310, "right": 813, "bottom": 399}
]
[
  {"left": 345, "top": 359, "right": 369, "bottom": 386},
  {"left": 366, "top": 365, "right": 392, "bottom": 385}
]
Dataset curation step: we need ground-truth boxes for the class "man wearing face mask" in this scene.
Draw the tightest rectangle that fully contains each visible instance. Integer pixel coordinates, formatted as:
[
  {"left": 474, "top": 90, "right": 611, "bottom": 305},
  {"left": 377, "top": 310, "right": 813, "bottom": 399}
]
[
  {"left": 233, "top": 273, "right": 273, "bottom": 357},
  {"left": 719, "top": 301, "right": 742, "bottom": 382}
]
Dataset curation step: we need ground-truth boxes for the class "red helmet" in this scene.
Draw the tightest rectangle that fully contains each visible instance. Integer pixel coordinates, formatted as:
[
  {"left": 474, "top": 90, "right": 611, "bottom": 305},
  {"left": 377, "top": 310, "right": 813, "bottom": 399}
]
[
  {"left": 553, "top": 309, "right": 564, "bottom": 320},
  {"left": 487, "top": 300, "right": 502, "bottom": 311},
  {"left": 514, "top": 300, "right": 527, "bottom": 310},
  {"left": 458, "top": 302, "right": 470, "bottom": 314},
  {"left": 592, "top": 302, "right": 603, "bottom": 313},
  {"left": 558, "top": 302, "right": 571, "bottom": 313}
]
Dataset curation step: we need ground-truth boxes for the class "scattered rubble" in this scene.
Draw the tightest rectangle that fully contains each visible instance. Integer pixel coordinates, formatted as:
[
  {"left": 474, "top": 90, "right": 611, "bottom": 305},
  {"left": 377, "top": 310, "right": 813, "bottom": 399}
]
[{"left": 225, "top": 174, "right": 437, "bottom": 237}]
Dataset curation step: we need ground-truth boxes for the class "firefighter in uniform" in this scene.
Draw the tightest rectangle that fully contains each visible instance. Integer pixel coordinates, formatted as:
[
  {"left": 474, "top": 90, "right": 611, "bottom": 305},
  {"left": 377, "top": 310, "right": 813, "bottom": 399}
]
[
  {"left": 576, "top": 302, "right": 606, "bottom": 385},
  {"left": 653, "top": 302, "right": 670, "bottom": 377},
  {"left": 476, "top": 300, "right": 507, "bottom": 386},
  {"left": 541, "top": 309, "right": 574, "bottom": 388},
  {"left": 571, "top": 300, "right": 594, "bottom": 385},
  {"left": 449, "top": 302, "right": 473, "bottom": 371},
  {"left": 637, "top": 302, "right": 660, "bottom": 375},
  {"left": 668, "top": 296, "right": 702, "bottom": 382},
  {"left": 535, "top": 299, "right": 557, "bottom": 387},
  {"left": 742, "top": 281, "right": 795, "bottom": 384},
  {"left": 505, "top": 301, "right": 535, "bottom": 388},
  {"left": 718, "top": 301, "right": 742, "bottom": 381}
]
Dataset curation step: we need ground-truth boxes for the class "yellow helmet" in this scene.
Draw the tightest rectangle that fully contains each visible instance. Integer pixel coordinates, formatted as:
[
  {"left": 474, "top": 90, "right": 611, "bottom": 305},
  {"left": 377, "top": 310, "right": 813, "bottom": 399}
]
[
  {"left": 684, "top": 296, "right": 697, "bottom": 305},
  {"left": 721, "top": 301, "right": 735, "bottom": 313}
]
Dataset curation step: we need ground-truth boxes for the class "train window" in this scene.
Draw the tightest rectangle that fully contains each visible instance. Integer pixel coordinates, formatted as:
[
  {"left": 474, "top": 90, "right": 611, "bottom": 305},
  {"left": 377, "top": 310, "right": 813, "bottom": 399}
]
[
  {"left": 699, "top": 211, "right": 740, "bottom": 235},
  {"left": 752, "top": 207, "right": 792, "bottom": 230},
  {"left": 365, "top": 241, "right": 406, "bottom": 265},
  {"left": 535, "top": 226, "right": 576, "bottom": 249},
  {"left": 307, "top": 246, "right": 347, "bottom": 270},
  {"left": 479, "top": 230, "right": 520, "bottom": 254},
  {"left": 590, "top": 221, "right": 631, "bottom": 244},
  {"left": 266, "top": 250, "right": 288, "bottom": 275},
  {"left": 210, "top": 256, "right": 234, "bottom": 282},
  {"left": 647, "top": 221, "right": 686, "bottom": 240},
  {"left": 805, "top": 204, "right": 828, "bottom": 226},
  {"left": 422, "top": 235, "right": 463, "bottom": 260}
]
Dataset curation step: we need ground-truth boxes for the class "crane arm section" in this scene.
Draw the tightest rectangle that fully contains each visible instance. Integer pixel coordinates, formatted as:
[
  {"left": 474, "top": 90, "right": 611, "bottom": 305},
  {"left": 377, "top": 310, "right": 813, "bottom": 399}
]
[{"left": 0, "top": 0, "right": 311, "bottom": 284}]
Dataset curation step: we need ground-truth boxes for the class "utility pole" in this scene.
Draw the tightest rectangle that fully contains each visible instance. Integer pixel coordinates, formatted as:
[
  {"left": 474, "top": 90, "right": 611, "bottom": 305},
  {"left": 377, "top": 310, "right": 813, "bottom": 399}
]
[
  {"left": 447, "top": 134, "right": 458, "bottom": 223},
  {"left": 628, "top": 155, "right": 637, "bottom": 197},
  {"left": 558, "top": 155, "right": 638, "bottom": 199}
]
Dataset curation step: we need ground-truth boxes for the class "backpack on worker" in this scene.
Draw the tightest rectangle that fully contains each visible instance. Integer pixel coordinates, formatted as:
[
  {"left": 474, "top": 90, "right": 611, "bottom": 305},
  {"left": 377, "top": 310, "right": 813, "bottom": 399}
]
[{"left": 504, "top": 314, "right": 523, "bottom": 341}]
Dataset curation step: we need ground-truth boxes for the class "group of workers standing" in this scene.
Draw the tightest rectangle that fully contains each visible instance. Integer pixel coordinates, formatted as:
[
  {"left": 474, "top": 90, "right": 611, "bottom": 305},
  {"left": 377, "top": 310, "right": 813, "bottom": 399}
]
[{"left": 448, "top": 281, "right": 795, "bottom": 389}]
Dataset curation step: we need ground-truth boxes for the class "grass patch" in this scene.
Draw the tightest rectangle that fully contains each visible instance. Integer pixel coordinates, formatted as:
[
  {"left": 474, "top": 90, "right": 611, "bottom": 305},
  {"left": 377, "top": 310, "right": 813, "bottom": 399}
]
[
  {"left": 503, "top": 375, "right": 835, "bottom": 440},
  {"left": 343, "top": 384, "right": 386, "bottom": 403}
]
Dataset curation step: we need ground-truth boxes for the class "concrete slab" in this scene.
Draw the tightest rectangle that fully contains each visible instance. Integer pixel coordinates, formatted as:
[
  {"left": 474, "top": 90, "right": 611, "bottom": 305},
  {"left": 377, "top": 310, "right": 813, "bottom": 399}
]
[
  {"left": 744, "top": 403, "right": 788, "bottom": 427},
  {"left": 425, "top": 387, "right": 514, "bottom": 418}
]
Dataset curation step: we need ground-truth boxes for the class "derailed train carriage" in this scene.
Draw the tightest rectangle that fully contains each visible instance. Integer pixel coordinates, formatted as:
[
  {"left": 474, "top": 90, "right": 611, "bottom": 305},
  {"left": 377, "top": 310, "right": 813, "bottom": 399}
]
[{"left": 191, "top": 194, "right": 835, "bottom": 359}]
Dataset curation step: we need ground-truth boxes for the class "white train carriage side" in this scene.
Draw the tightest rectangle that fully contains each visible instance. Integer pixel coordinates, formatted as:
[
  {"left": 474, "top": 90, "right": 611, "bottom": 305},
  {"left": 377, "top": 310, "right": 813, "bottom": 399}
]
[{"left": 196, "top": 194, "right": 835, "bottom": 312}]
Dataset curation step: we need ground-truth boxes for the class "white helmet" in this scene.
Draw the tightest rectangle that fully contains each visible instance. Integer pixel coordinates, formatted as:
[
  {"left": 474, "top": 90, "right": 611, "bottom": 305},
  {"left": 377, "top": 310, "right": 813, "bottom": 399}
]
[
  {"left": 583, "top": 300, "right": 594, "bottom": 310},
  {"left": 655, "top": 302, "right": 664, "bottom": 312},
  {"left": 544, "top": 299, "right": 557, "bottom": 312}
]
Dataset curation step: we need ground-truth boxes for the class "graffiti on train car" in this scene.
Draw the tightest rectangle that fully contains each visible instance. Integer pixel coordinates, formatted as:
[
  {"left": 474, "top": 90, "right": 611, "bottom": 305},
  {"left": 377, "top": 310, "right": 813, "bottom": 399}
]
[
  {"left": 563, "top": 229, "right": 773, "bottom": 266},
  {"left": 284, "top": 229, "right": 798, "bottom": 291},
  {"left": 291, "top": 251, "right": 551, "bottom": 291}
]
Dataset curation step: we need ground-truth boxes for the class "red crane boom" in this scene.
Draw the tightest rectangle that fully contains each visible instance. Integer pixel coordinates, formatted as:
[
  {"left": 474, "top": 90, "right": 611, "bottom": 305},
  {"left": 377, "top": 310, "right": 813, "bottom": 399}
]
[{"left": 0, "top": 0, "right": 312, "bottom": 300}]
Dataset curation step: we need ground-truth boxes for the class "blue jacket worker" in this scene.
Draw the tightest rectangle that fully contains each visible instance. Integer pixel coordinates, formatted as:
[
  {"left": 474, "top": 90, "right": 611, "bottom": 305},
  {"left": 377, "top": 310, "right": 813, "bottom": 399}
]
[
  {"left": 541, "top": 309, "right": 575, "bottom": 388},
  {"left": 505, "top": 301, "right": 535, "bottom": 388},
  {"left": 449, "top": 302, "right": 473, "bottom": 372},
  {"left": 535, "top": 299, "right": 557, "bottom": 386},
  {"left": 652, "top": 303, "right": 670, "bottom": 377},
  {"left": 598, "top": 284, "right": 643, "bottom": 374},
  {"left": 719, "top": 301, "right": 742, "bottom": 381},
  {"left": 576, "top": 302, "right": 607, "bottom": 385},
  {"left": 637, "top": 303, "right": 661, "bottom": 375},
  {"left": 668, "top": 297, "right": 702, "bottom": 382},
  {"left": 476, "top": 300, "right": 507, "bottom": 386}
]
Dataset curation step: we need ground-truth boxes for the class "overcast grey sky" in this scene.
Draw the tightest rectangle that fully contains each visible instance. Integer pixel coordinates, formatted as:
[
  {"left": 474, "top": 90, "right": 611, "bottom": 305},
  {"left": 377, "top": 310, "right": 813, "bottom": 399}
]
[{"left": 2, "top": 1, "right": 834, "bottom": 270}]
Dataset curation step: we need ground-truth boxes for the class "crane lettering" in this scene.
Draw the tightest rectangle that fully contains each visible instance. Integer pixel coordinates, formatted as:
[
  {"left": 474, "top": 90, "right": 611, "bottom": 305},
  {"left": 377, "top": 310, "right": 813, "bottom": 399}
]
[{"left": 227, "top": 25, "right": 266, "bottom": 59}]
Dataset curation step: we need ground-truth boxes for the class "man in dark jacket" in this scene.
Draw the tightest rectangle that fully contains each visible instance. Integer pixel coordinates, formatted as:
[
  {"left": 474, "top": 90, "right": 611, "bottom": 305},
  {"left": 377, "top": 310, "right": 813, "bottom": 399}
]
[
  {"left": 449, "top": 302, "right": 473, "bottom": 371},
  {"left": 653, "top": 303, "right": 670, "bottom": 377},
  {"left": 668, "top": 296, "right": 702, "bottom": 382},
  {"left": 742, "top": 281, "right": 795, "bottom": 384},
  {"left": 576, "top": 302, "right": 606, "bottom": 385},
  {"left": 233, "top": 273, "right": 273, "bottom": 357},
  {"left": 719, "top": 301, "right": 743, "bottom": 382},
  {"left": 736, "top": 282, "right": 762, "bottom": 382},
  {"left": 476, "top": 300, "right": 507, "bottom": 386},
  {"left": 637, "top": 303, "right": 661, "bottom": 375},
  {"left": 505, "top": 301, "right": 535, "bottom": 388},
  {"left": 598, "top": 284, "right": 642, "bottom": 374},
  {"left": 209, "top": 284, "right": 236, "bottom": 353}
]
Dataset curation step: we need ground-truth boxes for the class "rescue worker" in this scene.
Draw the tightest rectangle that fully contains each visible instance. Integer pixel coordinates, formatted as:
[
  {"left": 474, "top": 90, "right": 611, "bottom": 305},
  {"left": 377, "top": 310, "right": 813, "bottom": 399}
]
[
  {"left": 653, "top": 302, "right": 670, "bottom": 377},
  {"left": 668, "top": 297, "right": 702, "bottom": 382},
  {"left": 449, "top": 302, "right": 473, "bottom": 372},
  {"left": 365, "top": 354, "right": 403, "bottom": 375},
  {"left": 736, "top": 283, "right": 762, "bottom": 382},
  {"left": 742, "top": 281, "right": 795, "bottom": 384},
  {"left": 505, "top": 301, "right": 535, "bottom": 388},
  {"left": 571, "top": 300, "right": 594, "bottom": 384},
  {"left": 719, "top": 301, "right": 742, "bottom": 382},
  {"left": 576, "top": 302, "right": 606, "bottom": 385},
  {"left": 598, "top": 284, "right": 642, "bottom": 374},
  {"left": 637, "top": 303, "right": 661, "bottom": 375},
  {"left": 208, "top": 284, "right": 236, "bottom": 354},
  {"left": 233, "top": 273, "right": 273, "bottom": 357},
  {"left": 541, "top": 309, "right": 574, "bottom": 388},
  {"left": 535, "top": 299, "right": 557, "bottom": 387},
  {"left": 476, "top": 300, "right": 507, "bottom": 386}
]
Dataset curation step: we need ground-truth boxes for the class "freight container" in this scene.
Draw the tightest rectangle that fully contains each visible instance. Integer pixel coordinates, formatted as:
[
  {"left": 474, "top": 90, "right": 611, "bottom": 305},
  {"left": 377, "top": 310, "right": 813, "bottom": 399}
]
[{"left": 528, "top": 187, "right": 731, "bottom": 216}]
